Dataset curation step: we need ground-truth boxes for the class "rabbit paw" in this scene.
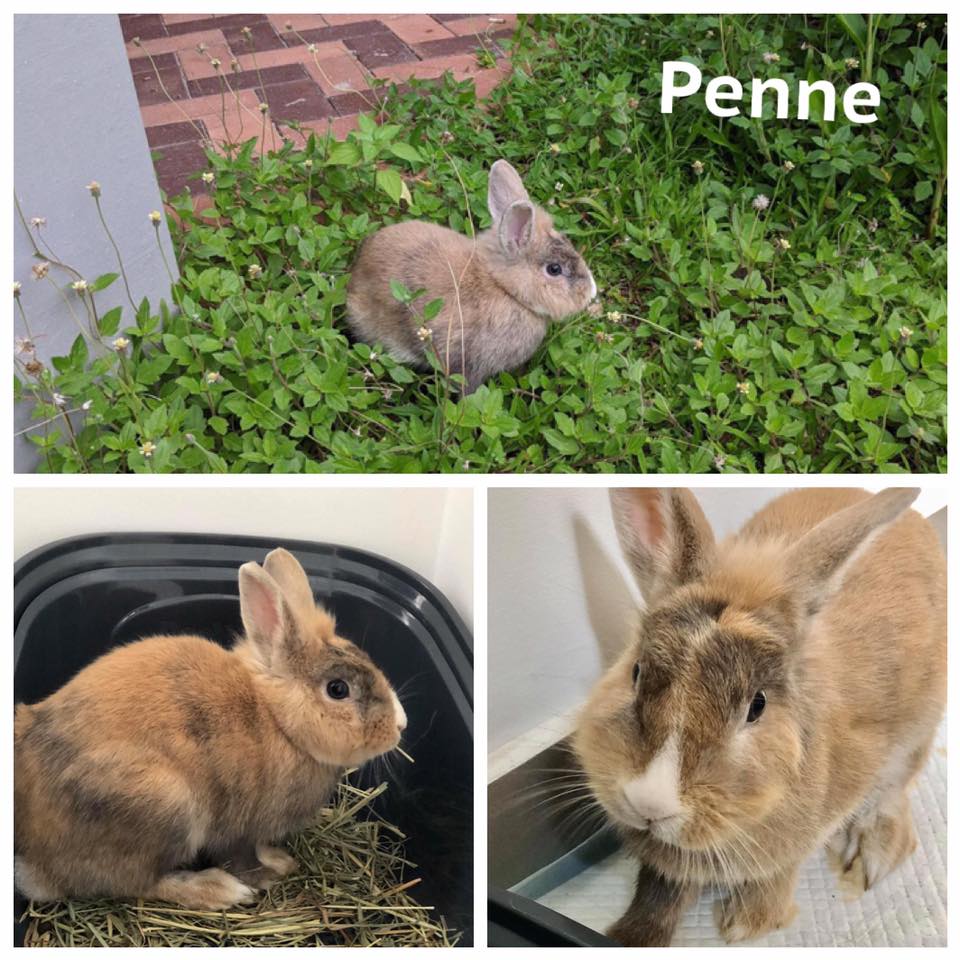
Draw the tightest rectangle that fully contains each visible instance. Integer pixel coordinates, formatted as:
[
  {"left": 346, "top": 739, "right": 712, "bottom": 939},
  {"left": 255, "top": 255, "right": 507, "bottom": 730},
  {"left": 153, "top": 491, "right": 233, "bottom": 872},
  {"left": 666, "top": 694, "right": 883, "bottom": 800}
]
[
  {"left": 828, "top": 797, "right": 916, "bottom": 899},
  {"left": 152, "top": 867, "right": 258, "bottom": 910},
  {"left": 256, "top": 845, "right": 299, "bottom": 878},
  {"left": 715, "top": 888, "right": 798, "bottom": 943}
]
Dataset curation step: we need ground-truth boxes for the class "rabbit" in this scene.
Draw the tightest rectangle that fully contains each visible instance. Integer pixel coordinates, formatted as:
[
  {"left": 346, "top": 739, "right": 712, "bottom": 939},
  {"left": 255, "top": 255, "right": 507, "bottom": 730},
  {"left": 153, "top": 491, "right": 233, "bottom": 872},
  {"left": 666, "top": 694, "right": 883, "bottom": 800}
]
[
  {"left": 573, "top": 487, "right": 946, "bottom": 946},
  {"left": 14, "top": 547, "right": 407, "bottom": 911},
  {"left": 346, "top": 158, "right": 597, "bottom": 394}
]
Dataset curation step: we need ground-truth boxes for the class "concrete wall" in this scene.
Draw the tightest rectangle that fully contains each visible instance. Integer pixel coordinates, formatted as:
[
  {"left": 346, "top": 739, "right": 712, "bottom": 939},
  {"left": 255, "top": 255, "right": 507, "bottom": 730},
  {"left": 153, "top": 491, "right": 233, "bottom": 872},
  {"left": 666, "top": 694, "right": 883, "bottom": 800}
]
[
  {"left": 488, "top": 485, "right": 947, "bottom": 751},
  {"left": 13, "top": 487, "right": 474, "bottom": 631},
  {"left": 14, "top": 14, "right": 177, "bottom": 471}
]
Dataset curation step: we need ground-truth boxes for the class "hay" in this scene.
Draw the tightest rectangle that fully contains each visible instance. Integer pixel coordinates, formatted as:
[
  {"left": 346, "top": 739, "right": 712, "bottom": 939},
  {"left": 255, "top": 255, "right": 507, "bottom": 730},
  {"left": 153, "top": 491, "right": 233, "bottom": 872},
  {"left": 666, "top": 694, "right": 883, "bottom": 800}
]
[{"left": 21, "top": 778, "right": 458, "bottom": 947}]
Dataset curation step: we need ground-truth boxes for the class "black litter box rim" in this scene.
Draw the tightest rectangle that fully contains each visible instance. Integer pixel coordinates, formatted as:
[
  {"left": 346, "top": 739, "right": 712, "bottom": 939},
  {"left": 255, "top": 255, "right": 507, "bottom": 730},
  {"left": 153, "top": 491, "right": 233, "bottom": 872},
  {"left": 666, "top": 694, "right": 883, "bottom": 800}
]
[
  {"left": 488, "top": 886, "right": 614, "bottom": 947},
  {"left": 13, "top": 532, "right": 472, "bottom": 708}
]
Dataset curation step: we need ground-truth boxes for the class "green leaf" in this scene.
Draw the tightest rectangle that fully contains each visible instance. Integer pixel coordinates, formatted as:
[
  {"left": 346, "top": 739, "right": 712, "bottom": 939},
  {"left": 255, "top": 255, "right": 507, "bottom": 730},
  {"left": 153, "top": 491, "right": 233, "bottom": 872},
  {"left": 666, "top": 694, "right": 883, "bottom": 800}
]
[
  {"left": 375, "top": 168, "right": 410, "bottom": 206},
  {"left": 542, "top": 427, "right": 579, "bottom": 455},
  {"left": 90, "top": 272, "right": 119, "bottom": 292},
  {"left": 388, "top": 142, "right": 424, "bottom": 165},
  {"left": 98, "top": 306, "right": 122, "bottom": 337},
  {"left": 835, "top": 13, "right": 867, "bottom": 51},
  {"left": 325, "top": 140, "right": 362, "bottom": 166}
]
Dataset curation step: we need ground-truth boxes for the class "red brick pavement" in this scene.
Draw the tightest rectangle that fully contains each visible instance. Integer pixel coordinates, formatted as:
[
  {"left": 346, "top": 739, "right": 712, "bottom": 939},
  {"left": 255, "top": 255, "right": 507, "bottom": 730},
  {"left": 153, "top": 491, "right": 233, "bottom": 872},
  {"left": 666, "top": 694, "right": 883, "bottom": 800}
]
[{"left": 120, "top": 12, "right": 517, "bottom": 196}]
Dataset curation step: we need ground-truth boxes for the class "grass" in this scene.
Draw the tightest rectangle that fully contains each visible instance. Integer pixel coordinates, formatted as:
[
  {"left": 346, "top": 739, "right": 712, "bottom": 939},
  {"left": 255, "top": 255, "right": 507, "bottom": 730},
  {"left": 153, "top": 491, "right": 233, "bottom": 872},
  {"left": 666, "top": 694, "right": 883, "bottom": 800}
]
[
  {"left": 14, "top": 13, "right": 946, "bottom": 473},
  {"left": 21, "top": 778, "right": 458, "bottom": 947}
]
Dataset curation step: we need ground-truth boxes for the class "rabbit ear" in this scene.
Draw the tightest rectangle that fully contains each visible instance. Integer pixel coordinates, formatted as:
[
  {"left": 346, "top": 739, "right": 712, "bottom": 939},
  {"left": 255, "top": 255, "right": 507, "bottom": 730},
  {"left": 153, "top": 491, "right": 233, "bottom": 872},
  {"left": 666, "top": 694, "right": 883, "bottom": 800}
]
[
  {"left": 263, "top": 548, "right": 315, "bottom": 621},
  {"left": 498, "top": 200, "right": 535, "bottom": 256},
  {"left": 610, "top": 489, "right": 716, "bottom": 604},
  {"left": 239, "top": 562, "right": 290, "bottom": 663},
  {"left": 786, "top": 488, "right": 919, "bottom": 618},
  {"left": 488, "top": 159, "right": 531, "bottom": 221}
]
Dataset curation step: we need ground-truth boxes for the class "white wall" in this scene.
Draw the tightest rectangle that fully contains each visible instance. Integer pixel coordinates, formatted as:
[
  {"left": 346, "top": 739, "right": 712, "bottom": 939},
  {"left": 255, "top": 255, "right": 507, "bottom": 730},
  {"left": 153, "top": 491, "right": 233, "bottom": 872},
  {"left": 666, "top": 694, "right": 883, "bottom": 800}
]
[
  {"left": 488, "top": 485, "right": 946, "bottom": 752},
  {"left": 14, "top": 14, "right": 177, "bottom": 471},
  {"left": 13, "top": 487, "right": 473, "bottom": 629}
]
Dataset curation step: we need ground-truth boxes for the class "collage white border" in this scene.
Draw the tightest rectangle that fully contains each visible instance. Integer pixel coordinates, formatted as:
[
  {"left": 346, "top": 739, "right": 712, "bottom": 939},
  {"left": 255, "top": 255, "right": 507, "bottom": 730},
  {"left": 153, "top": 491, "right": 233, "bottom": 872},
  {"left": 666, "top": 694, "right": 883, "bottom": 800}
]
[{"left": 5, "top": 0, "right": 956, "bottom": 955}]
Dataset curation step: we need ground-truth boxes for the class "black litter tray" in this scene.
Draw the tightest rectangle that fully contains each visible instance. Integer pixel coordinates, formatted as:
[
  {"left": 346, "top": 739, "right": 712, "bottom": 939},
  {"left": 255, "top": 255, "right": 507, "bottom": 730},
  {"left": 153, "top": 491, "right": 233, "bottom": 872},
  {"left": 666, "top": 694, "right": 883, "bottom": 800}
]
[
  {"left": 488, "top": 740, "right": 615, "bottom": 947},
  {"left": 13, "top": 533, "right": 474, "bottom": 946}
]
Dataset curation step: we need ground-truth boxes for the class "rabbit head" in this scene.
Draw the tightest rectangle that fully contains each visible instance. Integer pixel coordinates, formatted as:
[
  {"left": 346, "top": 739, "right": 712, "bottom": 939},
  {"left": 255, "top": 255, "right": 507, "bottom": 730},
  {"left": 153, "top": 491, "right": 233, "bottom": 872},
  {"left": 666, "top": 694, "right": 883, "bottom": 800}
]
[
  {"left": 485, "top": 159, "right": 596, "bottom": 320},
  {"left": 574, "top": 487, "right": 920, "bottom": 857},
  {"left": 236, "top": 548, "right": 406, "bottom": 768}
]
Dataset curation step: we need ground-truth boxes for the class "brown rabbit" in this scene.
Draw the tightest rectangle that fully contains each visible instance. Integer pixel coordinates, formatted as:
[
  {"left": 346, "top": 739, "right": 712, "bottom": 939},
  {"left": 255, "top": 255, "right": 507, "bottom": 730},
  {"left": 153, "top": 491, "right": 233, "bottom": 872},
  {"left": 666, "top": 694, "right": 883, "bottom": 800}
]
[
  {"left": 346, "top": 159, "right": 596, "bottom": 393},
  {"left": 573, "top": 488, "right": 945, "bottom": 945},
  {"left": 14, "top": 548, "right": 406, "bottom": 910}
]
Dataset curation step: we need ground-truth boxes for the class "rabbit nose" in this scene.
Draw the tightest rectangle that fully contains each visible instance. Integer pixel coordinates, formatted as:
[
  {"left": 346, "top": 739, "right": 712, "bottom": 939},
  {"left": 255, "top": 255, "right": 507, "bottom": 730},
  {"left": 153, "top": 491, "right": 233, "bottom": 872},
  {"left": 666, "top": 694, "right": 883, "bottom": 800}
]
[
  {"left": 620, "top": 740, "right": 683, "bottom": 824},
  {"left": 391, "top": 690, "right": 407, "bottom": 732},
  {"left": 620, "top": 788, "right": 681, "bottom": 825}
]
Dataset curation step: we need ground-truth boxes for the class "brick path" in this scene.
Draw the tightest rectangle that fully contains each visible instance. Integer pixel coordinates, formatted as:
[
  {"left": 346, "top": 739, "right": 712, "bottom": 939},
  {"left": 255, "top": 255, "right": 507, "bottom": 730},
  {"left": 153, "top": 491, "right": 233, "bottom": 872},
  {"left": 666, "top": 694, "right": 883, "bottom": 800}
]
[{"left": 119, "top": 13, "right": 517, "bottom": 197}]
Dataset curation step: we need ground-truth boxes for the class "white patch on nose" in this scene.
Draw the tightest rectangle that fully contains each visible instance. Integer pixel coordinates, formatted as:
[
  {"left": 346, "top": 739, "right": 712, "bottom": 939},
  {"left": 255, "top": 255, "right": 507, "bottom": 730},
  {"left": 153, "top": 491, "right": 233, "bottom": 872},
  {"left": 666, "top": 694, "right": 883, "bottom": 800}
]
[
  {"left": 391, "top": 690, "right": 407, "bottom": 732},
  {"left": 621, "top": 735, "right": 683, "bottom": 824}
]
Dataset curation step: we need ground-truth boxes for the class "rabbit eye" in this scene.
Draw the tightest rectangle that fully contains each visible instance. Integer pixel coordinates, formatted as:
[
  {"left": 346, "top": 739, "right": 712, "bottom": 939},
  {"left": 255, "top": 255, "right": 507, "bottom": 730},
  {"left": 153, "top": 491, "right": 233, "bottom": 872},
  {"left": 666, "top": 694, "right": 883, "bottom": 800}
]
[
  {"left": 746, "top": 690, "right": 766, "bottom": 723},
  {"left": 546, "top": 262, "right": 563, "bottom": 277},
  {"left": 327, "top": 679, "right": 350, "bottom": 700},
  {"left": 632, "top": 661, "right": 640, "bottom": 686}
]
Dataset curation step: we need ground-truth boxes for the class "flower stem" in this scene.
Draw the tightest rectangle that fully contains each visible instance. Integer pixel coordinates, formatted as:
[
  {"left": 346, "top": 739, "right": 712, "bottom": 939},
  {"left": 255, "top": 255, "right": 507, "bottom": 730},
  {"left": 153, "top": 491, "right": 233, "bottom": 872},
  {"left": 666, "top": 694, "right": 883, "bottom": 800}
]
[{"left": 93, "top": 195, "right": 137, "bottom": 312}]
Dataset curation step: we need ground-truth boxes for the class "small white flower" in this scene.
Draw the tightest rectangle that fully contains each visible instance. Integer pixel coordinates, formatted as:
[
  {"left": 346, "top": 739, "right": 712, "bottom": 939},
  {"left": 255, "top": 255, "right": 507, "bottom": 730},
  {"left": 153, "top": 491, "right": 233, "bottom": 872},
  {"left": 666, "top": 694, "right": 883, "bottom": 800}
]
[
  {"left": 205, "top": 370, "right": 223, "bottom": 384},
  {"left": 14, "top": 281, "right": 22, "bottom": 297},
  {"left": 248, "top": 263, "right": 263, "bottom": 279},
  {"left": 201, "top": 172, "right": 215, "bottom": 184},
  {"left": 86, "top": 181, "right": 101, "bottom": 198},
  {"left": 606, "top": 310, "right": 623, "bottom": 323},
  {"left": 308, "top": 43, "right": 317, "bottom": 53},
  {"left": 693, "top": 337, "right": 704, "bottom": 350},
  {"left": 32, "top": 262, "right": 50, "bottom": 280},
  {"left": 691, "top": 160, "right": 704, "bottom": 175},
  {"left": 773, "top": 237, "right": 792, "bottom": 251},
  {"left": 752, "top": 194, "right": 771, "bottom": 212},
  {"left": 714, "top": 454, "right": 726, "bottom": 470},
  {"left": 15, "top": 336, "right": 35, "bottom": 355},
  {"left": 53, "top": 392, "right": 68, "bottom": 407},
  {"left": 737, "top": 381, "right": 750, "bottom": 395},
  {"left": 112, "top": 337, "right": 130, "bottom": 351},
  {"left": 303, "top": 159, "right": 313, "bottom": 169},
  {"left": 139, "top": 440, "right": 157, "bottom": 458},
  {"left": 782, "top": 160, "right": 795, "bottom": 172},
  {"left": 210, "top": 57, "right": 221, "bottom": 69},
  {"left": 71, "top": 279, "right": 88, "bottom": 293},
  {"left": 554, "top": 181, "right": 563, "bottom": 192},
  {"left": 149, "top": 210, "right": 162, "bottom": 224},
  {"left": 845, "top": 57, "right": 859, "bottom": 69},
  {"left": 762, "top": 52, "right": 780, "bottom": 64},
  {"left": 918, "top": 21, "right": 927, "bottom": 31},
  {"left": 369, "top": 351, "right": 378, "bottom": 361},
  {"left": 30, "top": 217, "right": 47, "bottom": 229},
  {"left": 899, "top": 326, "right": 913, "bottom": 340},
  {"left": 416, "top": 326, "right": 431, "bottom": 341},
  {"left": 81, "top": 399, "right": 93, "bottom": 411},
  {"left": 549, "top": 143, "right": 561, "bottom": 155}
]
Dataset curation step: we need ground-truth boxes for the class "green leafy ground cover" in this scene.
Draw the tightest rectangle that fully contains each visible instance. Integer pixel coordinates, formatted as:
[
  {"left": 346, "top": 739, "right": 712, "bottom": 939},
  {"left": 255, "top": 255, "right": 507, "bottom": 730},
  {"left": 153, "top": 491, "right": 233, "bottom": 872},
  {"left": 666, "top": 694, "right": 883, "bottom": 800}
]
[{"left": 16, "top": 14, "right": 946, "bottom": 472}]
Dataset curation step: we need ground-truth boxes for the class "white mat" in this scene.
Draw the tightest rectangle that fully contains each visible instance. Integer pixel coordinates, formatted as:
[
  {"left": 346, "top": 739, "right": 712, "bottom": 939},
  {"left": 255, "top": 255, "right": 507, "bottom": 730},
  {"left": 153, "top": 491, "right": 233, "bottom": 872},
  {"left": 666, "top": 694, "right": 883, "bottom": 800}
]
[{"left": 535, "top": 721, "right": 946, "bottom": 946}]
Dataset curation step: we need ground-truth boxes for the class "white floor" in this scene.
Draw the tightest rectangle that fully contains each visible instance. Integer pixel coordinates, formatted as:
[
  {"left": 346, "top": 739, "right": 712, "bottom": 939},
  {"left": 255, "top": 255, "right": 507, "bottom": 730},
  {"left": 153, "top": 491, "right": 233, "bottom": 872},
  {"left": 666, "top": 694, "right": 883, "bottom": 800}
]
[{"left": 493, "top": 720, "right": 947, "bottom": 947}]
